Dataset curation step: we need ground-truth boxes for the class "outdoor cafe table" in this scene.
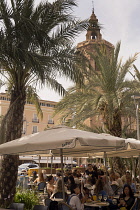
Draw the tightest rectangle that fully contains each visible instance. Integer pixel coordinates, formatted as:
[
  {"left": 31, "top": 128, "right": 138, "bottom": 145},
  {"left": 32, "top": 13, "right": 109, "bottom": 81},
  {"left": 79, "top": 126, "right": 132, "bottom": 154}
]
[
  {"left": 84, "top": 201, "right": 109, "bottom": 208},
  {"left": 51, "top": 198, "right": 63, "bottom": 202},
  {"left": 0, "top": 209, "right": 14, "bottom": 210}
]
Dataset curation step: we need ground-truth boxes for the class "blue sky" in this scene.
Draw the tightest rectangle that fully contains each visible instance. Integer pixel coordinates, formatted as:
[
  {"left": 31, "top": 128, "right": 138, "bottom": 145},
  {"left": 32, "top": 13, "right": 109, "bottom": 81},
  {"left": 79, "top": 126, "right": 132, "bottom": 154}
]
[{"left": 6, "top": 0, "right": 140, "bottom": 102}]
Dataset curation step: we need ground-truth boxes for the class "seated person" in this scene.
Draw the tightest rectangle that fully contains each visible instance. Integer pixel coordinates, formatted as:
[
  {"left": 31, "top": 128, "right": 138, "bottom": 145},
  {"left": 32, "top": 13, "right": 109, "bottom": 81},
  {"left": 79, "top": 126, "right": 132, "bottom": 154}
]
[
  {"left": 121, "top": 171, "right": 131, "bottom": 185},
  {"left": 115, "top": 173, "right": 123, "bottom": 188},
  {"left": 47, "top": 175, "right": 54, "bottom": 197},
  {"left": 73, "top": 172, "right": 81, "bottom": 184},
  {"left": 118, "top": 184, "right": 135, "bottom": 210},
  {"left": 31, "top": 171, "right": 38, "bottom": 182},
  {"left": 67, "top": 175, "right": 76, "bottom": 193},
  {"left": 68, "top": 184, "right": 87, "bottom": 210},
  {"left": 94, "top": 178, "right": 107, "bottom": 198},
  {"left": 85, "top": 164, "right": 96, "bottom": 184},
  {"left": 102, "top": 175, "right": 114, "bottom": 197},
  {"left": 54, "top": 172, "right": 61, "bottom": 184},
  {"left": 84, "top": 176, "right": 94, "bottom": 189},
  {"left": 42, "top": 169, "right": 47, "bottom": 181},
  {"left": 51, "top": 178, "right": 67, "bottom": 199},
  {"left": 34, "top": 172, "right": 45, "bottom": 184},
  {"left": 125, "top": 175, "right": 136, "bottom": 193}
]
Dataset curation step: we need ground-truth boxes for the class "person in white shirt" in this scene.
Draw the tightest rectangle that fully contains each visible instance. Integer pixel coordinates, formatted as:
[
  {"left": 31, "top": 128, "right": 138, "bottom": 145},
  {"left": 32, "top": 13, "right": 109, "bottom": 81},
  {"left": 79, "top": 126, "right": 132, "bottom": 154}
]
[{"left": 69, "top": 184, "right": 86, "bottom": 210}]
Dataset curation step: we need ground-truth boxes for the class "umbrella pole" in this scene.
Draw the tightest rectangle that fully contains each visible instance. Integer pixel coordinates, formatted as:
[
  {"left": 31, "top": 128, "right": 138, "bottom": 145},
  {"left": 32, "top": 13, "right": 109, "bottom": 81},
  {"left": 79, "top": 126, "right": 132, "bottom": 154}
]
[
  {"left": 139, "top": 154, "right": 140, "bottom": 183},
  {"left": 38, "top": 155, "right": 41, "bottom": 174},
  {"left": 131, "top": 156, "right": 136, "bottom": 183},
  {"left": 51, "top": 155, "right": 53, "bottom": 175},
  {"left": 60, "top": 148, "right": 65, "bottom": 201},
  {"left": 104, "top": 152, "right": 107, "bottom": 173}
]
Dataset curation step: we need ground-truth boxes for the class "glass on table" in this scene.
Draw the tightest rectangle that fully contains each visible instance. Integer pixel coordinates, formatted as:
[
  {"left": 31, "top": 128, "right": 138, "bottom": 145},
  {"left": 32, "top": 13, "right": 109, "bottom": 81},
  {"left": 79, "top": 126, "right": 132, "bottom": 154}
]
[
  {"left": 112, "top": 198, "right": 117, "bottom": 205},
  {"left": 98, "top": 194, "right": 102, "bottom": 201},
  {"left": 103, "top": 195, "right": 107, "bottom": 202},
  {"left": 92, "top": 194, "right": 97, "bottom": 201}
]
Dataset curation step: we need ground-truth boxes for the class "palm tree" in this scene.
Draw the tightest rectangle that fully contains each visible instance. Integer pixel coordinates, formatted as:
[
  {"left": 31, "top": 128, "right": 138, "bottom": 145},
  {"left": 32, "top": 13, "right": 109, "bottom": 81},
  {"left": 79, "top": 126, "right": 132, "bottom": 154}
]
[
  {"left": 0, "top": 0, "right": 88, "bottom": 206},
  {"left": 55, "top": 42, "right": 138, "bottom": 137}
]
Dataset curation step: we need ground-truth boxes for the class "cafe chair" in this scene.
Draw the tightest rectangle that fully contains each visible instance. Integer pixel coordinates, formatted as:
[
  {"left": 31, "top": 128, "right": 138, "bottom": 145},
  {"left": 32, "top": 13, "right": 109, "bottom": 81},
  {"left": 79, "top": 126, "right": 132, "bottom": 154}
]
[
  {"left": 58, "top": 202, "right": 74, "bottom": 210},
  {"left": 38, "top": 182, "right": 46, "bottom": 192},
  {"left": 53, "top": 192, "right": 63, "bottom": 198},
  {"left": 52, "top": 192, "right": 68, "bottom": 200},
  {"left": 9, "top": 202, "right": 24, "bottom": 210},
  {"left": 111, "top": 184, "right": 119, "bottom": 195},
  {"left": 130, "top": 198, "right": 137, "bottom": 210},
  {"left": 44, "top": 198, "right": 52, "bottom": 208},
  {"left": 33, "top": 205, "right": 48, "bottom": 210}
]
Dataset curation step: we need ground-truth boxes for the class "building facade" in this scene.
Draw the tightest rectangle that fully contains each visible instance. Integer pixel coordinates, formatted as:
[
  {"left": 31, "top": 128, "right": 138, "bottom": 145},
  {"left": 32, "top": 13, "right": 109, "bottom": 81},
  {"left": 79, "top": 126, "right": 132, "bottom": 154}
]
[{"left": 0, "top": 92, "right": 60, "bottom": 136}]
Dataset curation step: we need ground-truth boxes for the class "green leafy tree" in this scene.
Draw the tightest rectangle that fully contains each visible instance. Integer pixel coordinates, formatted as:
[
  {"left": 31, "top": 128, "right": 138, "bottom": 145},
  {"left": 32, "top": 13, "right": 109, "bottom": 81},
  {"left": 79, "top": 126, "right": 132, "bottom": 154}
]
[
  {"left": 0, "top": 0, "right": 88, "bottom": 206},
  {"left": 55, "top": 42, "right": 138, "bottom": 137}
]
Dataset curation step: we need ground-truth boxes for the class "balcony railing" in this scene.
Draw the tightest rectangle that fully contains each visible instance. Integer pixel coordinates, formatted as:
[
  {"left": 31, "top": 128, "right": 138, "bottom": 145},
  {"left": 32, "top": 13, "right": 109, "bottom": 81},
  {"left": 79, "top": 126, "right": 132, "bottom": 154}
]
[
  {"left": 48, "top": 120, "right": 54, "bottom": 124},
  {"left": 32, "top": 130, "right": 38, "bottom": 134},
  {"left": 22, "top": 129, "right": 26, "bottom": 134},
  {"left": 32, "top": 118, "right": 39, "bottom": 123}
]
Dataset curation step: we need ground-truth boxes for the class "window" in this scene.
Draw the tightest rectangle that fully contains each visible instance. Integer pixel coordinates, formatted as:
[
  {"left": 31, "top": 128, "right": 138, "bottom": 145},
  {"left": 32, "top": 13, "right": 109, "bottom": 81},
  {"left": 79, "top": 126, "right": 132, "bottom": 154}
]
[
  {"left": 48, "top": 115, "right": 54, "bottom": 124},
  {"left": 32, "top": 114, "right": 39, "bottom": 123},
  {"left": 32, "top": 126, "right": 38, "bottom": 134}
]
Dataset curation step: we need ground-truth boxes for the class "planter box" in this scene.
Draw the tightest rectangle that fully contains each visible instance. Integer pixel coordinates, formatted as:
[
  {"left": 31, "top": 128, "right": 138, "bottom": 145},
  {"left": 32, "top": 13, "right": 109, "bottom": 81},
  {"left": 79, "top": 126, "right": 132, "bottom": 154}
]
[
  {"left": 43, "top": 168, "right": 56, "bottom": 175},
  {"left": 73, "top": 167, "right": 85, "bottom": 173}
]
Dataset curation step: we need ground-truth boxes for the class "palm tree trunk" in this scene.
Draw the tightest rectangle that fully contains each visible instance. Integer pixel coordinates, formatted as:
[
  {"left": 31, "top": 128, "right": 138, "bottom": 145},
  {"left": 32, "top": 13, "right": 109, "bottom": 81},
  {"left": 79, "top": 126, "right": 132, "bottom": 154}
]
[
  {"left": 107, "top": 109, "right": 122, "bottom": 137},
  {"left": 0, "top": 89, "right": 26, "bottom": 207}
]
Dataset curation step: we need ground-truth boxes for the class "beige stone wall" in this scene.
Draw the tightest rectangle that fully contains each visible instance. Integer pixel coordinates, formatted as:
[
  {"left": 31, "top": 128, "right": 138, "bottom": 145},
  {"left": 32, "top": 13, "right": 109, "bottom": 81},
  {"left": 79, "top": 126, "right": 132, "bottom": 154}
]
[{"left": 0, "top": 93, "right": 61, "bottom": 136}]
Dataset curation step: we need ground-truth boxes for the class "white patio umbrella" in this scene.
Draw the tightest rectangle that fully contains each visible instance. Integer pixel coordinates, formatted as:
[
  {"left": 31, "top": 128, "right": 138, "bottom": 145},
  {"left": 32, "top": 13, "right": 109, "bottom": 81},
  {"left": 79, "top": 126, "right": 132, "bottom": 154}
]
[
  {"left": 90, "top": 138, "right": 140, "bottom": 181},
  {"left": 0, "top": 125, "right": 126, "bottom": 155},
  {"left": 0, "top": 125, "right": 127, "bottom": 201},
  {"left": 92, "top": 138, "right": 140, "bottom": 158}
]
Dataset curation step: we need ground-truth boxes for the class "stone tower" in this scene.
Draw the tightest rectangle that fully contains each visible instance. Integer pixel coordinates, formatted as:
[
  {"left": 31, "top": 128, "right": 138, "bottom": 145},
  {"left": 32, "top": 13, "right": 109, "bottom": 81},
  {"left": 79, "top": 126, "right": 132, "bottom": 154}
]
[
  {"left": 77, "top": 8, "right": 114, "bottom": 128},
  {"left": 77, "top": 8, "right": 114, "bottom": 71}
]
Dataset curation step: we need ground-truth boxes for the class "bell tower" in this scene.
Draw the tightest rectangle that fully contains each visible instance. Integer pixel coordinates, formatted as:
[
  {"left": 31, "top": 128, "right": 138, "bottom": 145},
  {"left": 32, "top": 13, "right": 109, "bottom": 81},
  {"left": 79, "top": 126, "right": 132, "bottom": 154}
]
[
  {"left": 77, "top": 8, "right": 114, "bottom": 72},
  {"left": 86, "top": 8, "right": 102, "bottom": 41},
  {"left": 77, "top": 8, "right": 114, "bottom": 128}
]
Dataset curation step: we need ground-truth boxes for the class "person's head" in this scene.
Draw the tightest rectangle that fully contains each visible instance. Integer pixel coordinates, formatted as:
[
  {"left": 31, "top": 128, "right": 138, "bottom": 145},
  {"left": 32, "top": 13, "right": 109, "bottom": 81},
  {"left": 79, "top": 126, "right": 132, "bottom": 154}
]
[
  {"left": 86, "top": 176, "right": 94, "bottom": 185},
  {"left": 123, "top": 184, "right": 133, "bottom": 197},
  {"left": 48, "top": 175, "right": 54, "bottom": 184},
  {"left": 42, "top": 169, "right": 46, "bottom": 174},
  {"left": 126, "top": 171, "right": 130, "bottom": 177},
  {"left": 115, "top": 173, "right": 120, "bottom": 179},
  {"left": 21, "top": 169, "right": 27, "bottom": 175},
  {"left": 32, "top": 170, "right": 37, "bottom": 175},
  {"left": 102, "top": 175, "right": 109, "bottom": 184},
  {"left": 32, "top": 171, "right": 37, "bottom": 178},
  {"left": 126, "top": 175, "right": 132, "bottom": 185},
  {"left": 93, "top": 165, "right": 97, "bottom": 172},
  {"left": 39, "top": 172, "right": 45, "bottom": 181},
  {"left": 68, "top": 175, "right": 75, "bottom": 185},
  {"left": 56, "top": 172, "right": 62, "bottom": 178},
  {"left": 87, "top": 164, "right": 93, "bottom": 171},
  {"left": 110, "top": 172, "right": 116, "bottom": 181},
  {"left": 71, "top": 184, "right": 80, "bottom": 194},
  {"left": 73, "top": 172, "right": 78, "bottom": 178}
]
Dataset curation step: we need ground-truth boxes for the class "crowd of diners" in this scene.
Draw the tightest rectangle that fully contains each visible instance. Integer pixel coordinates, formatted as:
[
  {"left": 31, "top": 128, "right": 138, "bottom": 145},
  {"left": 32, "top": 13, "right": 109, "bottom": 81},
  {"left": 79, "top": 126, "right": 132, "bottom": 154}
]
[{"left": 20, "top": 164, "right": 138, "bottom": 210}]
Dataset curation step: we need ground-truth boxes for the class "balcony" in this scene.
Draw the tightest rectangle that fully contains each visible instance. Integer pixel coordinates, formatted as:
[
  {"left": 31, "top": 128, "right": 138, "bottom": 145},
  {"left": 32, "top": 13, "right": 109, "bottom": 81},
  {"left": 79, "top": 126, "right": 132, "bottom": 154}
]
[
  {"left": 22, "top": 129, "right": 26, "bottom": 134},
  {"left": 32, "top": 118, "right": 39, "bottom": 123},
  {"left": 32, "top": 130, "right": 37, "bottom": 134},
  {"left": 48, "top": 120, "right": 54, "bottom": 124}
]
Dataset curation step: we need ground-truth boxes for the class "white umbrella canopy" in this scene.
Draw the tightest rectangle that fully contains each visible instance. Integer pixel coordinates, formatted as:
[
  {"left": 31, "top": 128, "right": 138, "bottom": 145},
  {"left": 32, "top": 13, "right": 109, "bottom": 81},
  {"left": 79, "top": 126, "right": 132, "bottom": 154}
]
[
  {"left": 91, "top": 138, "right": 140, "bottom": 158},
  {"left": 0, "top": 125, "right": 126, "bottom": 155}
]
